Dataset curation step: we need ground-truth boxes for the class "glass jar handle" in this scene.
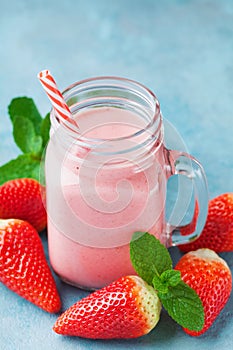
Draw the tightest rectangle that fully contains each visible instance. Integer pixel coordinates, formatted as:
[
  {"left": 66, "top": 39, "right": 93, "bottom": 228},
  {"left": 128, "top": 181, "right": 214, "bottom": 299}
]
[{"left": 165, "top": 149, "right": 209, "bottom": 246}]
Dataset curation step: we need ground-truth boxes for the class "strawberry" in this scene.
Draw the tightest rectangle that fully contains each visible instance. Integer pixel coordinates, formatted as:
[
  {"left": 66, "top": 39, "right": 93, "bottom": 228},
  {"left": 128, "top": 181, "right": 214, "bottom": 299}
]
[
  {"left": 179, "top": 193, "right": 233, "bottom": 252},
  {"left": 0, "top": 219, "right": 61, "bottom": 313},
  {"left": 175, "top": 248, "right": 232, "bottom": 336},
  {"left": 0, "top": 178, "right": 47, "bottom": 232},
  {"left": 53, "top": 275, "right": 161, "bottom": 339}
]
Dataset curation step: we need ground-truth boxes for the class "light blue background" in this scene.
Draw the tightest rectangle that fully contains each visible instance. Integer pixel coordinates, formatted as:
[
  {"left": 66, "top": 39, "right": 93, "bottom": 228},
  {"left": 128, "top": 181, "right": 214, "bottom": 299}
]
[{"left": 0, "top": 0, "right": 233, "bottom": 349}]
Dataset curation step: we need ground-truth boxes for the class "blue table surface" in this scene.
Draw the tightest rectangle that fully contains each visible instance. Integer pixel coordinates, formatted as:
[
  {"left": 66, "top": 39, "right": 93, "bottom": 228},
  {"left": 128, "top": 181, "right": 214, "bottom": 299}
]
[{"left": 1, "top": 0, "right": 233, "bottom": 349}]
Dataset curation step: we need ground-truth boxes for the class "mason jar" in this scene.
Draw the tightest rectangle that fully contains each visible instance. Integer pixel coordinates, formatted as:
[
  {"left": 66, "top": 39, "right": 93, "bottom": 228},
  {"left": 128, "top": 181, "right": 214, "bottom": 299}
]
[{"left": 45, "top": 76, "right": 208, "bottom": 290}]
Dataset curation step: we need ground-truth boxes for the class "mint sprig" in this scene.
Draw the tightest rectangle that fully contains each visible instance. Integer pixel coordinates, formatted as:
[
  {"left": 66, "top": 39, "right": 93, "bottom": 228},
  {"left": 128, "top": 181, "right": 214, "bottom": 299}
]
[
  {"left": 12, "top": 115, "right": 43, "bottom": 155},
  {"left": 130, "top": 232, "right": 204, "bottom": 332},
  {"left": 9, "top": 97, "right": 43, "bottom": 134},
  {"left": 130, "top": 231, "right": 172, "bottom": 285},
  {"left": 153, "top": 269, "right": 181, "bottom": 294},
  {"left": 157, "top": 280, "right": 204, "bottom": 331},
  {"left": 0, "top": 97, "right": 50, "bottom": 185},
  {"left": 0, "top": 154, "right": 41, "bottom": 184}
]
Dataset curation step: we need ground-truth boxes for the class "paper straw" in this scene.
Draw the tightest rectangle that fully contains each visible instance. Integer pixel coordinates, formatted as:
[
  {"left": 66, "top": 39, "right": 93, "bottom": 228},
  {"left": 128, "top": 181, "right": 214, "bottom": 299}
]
[{"left": 37, "top": 69, "right": 77, "bottom": 126}]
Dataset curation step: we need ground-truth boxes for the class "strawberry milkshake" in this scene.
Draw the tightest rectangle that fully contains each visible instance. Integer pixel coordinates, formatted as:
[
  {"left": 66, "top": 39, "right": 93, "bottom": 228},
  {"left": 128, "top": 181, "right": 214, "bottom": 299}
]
[{"left": 45, "top": 77, "right": 208, "bottom": 290}]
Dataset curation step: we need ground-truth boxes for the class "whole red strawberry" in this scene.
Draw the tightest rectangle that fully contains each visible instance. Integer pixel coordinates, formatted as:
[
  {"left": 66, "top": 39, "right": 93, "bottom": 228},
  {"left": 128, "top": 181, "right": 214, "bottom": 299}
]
[
  {"left": 175, "top": 248, "right": 232, "bottom": 336},
  {"left": 0, "top": 178, "right": 47, "bottom": 232},
  {"left": 179, "top": 193, "right": 233, "bottom": 252},
  {"left": 0, "top": 219, "right": 61, "bottom": 313},
  {"left": 53, "top": 275, "right": 161, "bottom": 339}
]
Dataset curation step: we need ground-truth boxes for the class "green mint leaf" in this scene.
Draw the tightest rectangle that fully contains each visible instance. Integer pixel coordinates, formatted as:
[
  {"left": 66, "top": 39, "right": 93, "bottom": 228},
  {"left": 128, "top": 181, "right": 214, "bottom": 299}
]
[
  {"left": 40, "top": 113, "right": 51, "bottom": 147},
  {"left": 32, "top": 135, "right": 43, "bottom": 155},
  {"left": 130, "top": 232, "right": 172, "bottom": 285},
  {"left": 152, "top": 274, "right": 169, "bottom": 294},
  {"left": 8, "top": 97, "right": 43, "bottom": 135},
  {"left": 152, "top": 270, "right": 181, "bottom": 294},
  {"left": 158, "top": 280, "right": 204, "bottom": 331},
  {"left": 0, "top": 154, "right": 41, "bottom": 185},
  {"left": 160, "top": 269, "right": 181, "bottom": 287},
  {"left": 12, "top": 115, "right": 43, "bottom": 155}
]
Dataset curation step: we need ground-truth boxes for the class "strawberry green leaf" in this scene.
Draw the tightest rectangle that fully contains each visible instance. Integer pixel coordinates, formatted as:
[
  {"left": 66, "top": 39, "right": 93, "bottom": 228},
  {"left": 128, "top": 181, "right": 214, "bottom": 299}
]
[
  {"left": 130, "top": 232, "right": 172, "bottom": 285},
  {"left": 157, "top": 280, "right": 204, "bottom": 331},
  {"left": 8, "top": 97, "right": 42, "bottom": 135},
  {"left": 40, "top": 113, "right": 51, "bottom": 147},
  {"left": 12, "top": 115, "right": 43, "bottom": 155},
  {"left": 0, "top": 154, "right": 41, "bottom": 185}
]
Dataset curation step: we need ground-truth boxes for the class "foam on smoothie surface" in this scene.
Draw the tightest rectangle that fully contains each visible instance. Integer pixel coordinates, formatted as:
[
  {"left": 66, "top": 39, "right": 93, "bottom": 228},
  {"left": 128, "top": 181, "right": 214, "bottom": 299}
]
[{"left": 74, "top": 107, "right": 148, "bottom": 139}]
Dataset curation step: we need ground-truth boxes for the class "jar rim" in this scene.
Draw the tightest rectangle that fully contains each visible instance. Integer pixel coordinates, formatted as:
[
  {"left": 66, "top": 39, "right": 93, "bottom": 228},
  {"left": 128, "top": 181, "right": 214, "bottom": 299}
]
[{"left": 50, "top": 76, "right": 163, "bottom": 154}]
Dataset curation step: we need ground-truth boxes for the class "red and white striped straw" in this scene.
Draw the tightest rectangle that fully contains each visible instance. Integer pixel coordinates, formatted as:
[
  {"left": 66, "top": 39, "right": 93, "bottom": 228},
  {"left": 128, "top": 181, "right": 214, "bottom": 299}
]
[{"left": 37, "top": 69, "right": 77, "bottom": 126}]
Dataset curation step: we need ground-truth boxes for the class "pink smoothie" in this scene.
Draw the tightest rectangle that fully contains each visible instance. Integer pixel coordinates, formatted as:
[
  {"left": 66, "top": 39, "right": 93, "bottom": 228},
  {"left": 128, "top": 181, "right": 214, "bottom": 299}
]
[{"left": 46, "top": 107, "right": 166, "bottom": 289}]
